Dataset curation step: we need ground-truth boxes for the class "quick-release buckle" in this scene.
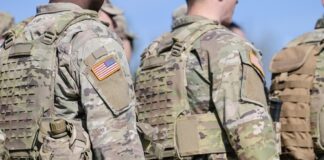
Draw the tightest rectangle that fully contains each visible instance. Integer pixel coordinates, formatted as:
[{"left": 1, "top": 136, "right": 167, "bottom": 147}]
[
  {"left": 41, "top": 31, "right": 57, "bottom": 45},
  {"left": 171, "top": 42, "right": 185, "bottom": 57},
  {"left": 3, "top": 31, "right": 15, "bottom": 49},
  {"left": 4, "top": 34, "right": 14, "bottom": 49}
]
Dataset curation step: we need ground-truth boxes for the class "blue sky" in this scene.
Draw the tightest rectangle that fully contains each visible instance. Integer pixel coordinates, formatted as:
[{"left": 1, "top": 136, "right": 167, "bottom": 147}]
[{"left": 0, "top": 0, "right": 323, "bottom": 84}]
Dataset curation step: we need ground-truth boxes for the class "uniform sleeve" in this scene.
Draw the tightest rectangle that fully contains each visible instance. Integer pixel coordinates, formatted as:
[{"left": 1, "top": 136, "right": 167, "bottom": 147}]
[
  {"left": 75, "top": 36, "right": 144, "bottom": 160},
  {"left": 211, "top": 46, "right": 279, "bottom": 160}
]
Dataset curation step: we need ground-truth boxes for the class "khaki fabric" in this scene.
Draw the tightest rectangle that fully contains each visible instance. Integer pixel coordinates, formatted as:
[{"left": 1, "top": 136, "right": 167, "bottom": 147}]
[{"left": 270, "top": 24, "right": 324, "bottom": 159}]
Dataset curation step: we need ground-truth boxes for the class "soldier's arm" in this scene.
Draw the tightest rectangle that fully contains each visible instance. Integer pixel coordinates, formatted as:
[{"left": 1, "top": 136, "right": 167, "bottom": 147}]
[
  {"left": 74, "top": 34, "right": 144, "bottom": 159},
  {"left": 210, "top": 45, "right": 278, "bottom": 160}
]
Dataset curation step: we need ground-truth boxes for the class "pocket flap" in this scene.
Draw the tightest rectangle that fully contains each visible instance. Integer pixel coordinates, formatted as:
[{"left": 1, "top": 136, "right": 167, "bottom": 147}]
[{"left": 270, "top": 45, "right": 316, "bottom": 73}]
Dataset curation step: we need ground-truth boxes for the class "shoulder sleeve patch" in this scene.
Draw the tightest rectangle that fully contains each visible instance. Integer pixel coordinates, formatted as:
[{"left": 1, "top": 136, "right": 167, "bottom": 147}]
[
  {"left": 84, "top": 47, "right": 132, "bottom": 116},
  {"left": 249, "top": 49, "right": 265, "bottom": 78},
  {"left": 91, "top": 54, "right": 121, "bottom": 81}
]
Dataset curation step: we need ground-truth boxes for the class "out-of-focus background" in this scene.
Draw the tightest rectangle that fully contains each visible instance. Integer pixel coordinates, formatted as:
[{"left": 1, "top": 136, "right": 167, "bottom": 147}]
[{"left": 0, "top": 0, "right": 322, "bottom": 84}]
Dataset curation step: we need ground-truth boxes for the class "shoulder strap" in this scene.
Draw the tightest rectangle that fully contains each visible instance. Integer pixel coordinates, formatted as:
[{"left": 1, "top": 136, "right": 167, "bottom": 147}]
[
  {"left": 41, "top": 11, "right": 97, "bottom": 45},
  {"left": 3, "top": 12, "right": 98, "bottom": 49},
  {"left": 170, "top": 20, "right": 221, "bottom": 56},
  {"left": 3, "top": 17, "right": 34, "bottom": 49}
]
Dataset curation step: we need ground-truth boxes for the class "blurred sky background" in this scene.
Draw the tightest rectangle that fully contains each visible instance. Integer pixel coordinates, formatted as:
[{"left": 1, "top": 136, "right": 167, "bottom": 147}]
[{"left": 0, "top": 0, "right": 323, "bottom": 85}]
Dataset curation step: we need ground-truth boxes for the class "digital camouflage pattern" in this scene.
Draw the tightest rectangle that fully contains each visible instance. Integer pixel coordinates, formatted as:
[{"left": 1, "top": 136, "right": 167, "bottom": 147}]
[
  {"left": 136, "top": 15, "right": 279, "bottom": 160},
  {"left": 0, "top": 3, "right": 144, "bottom": 159},
  {"left": 270, "top": 16, "right": 324, "bottom": 160}
]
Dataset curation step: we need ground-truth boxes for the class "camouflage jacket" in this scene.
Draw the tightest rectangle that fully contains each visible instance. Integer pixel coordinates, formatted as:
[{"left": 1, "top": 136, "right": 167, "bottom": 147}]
[
  {"left": 171, "top": 16, "right": 279, "bottom": 159},
  {"left": 3, "top": 3, "right": 144, "bottom": 159}
]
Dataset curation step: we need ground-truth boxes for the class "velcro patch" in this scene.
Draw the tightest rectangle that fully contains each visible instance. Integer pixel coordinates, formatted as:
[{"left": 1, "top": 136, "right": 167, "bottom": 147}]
[
  {"left": 249, "top": 50, "right": 265, "bottom": 77},
  {"left": 91, "top": 54, "right": 120, "bottom": 81}
]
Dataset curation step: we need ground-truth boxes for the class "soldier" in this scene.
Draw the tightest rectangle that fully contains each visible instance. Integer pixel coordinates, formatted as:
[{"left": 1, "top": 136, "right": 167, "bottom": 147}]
[
  {"left": 0, "top": 12, "right": 14, "bottom": 44},
  {"left": 0, "top": 0, "right": 144, "bottom": 159},
  {"left": 136, "top": 0, "right": 278, "bottom": 159},
  {"left": 99, "top": 1, "right": 134, "bottom": 61},
  {"left": 269, "top": 0, "right": 324, "bottom": 159}
]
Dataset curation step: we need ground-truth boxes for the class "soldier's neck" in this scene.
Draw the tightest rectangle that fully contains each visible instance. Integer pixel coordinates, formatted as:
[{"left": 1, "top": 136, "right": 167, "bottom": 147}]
[{"left": 187, "top": 7, "right": 221, "bottom": 23}]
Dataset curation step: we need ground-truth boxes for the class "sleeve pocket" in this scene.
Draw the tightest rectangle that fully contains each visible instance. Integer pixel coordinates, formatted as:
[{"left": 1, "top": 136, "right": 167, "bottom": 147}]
[
  {"left": 84, "top": 48, "right": 132, "bottom": 116},
  {"left": 240, "top": 64, "right": 267, "bottom": 107}
]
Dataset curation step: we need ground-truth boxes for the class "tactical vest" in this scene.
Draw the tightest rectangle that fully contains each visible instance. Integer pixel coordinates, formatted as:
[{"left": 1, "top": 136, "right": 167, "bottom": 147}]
[
  {"left": 270, "top": 29, "right": 324, "bottom": 159},
  {"left": 135, "top": 20, "right": 226, "bottom": 159},
  {"left": 0, "top": 11, "right": 96, "bottom": 159}
]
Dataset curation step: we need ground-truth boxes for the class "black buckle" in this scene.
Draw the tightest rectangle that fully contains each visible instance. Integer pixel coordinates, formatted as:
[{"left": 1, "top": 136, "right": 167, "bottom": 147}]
[
  {"left": 41, "top": 31, "right": 57, "bottom": 45},
  {"left": 171, "top": 42, "right": 185, "bottom": 57},
  {"left": 4, "top": 35, "right": 14, "bottom": 49}
]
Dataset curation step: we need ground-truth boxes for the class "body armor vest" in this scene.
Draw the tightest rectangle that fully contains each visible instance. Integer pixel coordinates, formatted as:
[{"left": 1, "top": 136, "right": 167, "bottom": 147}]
[
  {"left": 270, "top": 29, "right": 324, "bottom": 159},
  {"left": 135, "top": 20, "right": 225, "bottom": 159},
  {"left": 0, "top": 12, "right": 96, "bottom": 159}
]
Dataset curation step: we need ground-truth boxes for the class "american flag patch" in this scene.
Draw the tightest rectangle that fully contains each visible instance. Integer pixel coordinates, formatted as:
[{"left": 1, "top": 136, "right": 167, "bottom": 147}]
[{"left": 91, "top": 55, "right": 121, "bottom": 81}]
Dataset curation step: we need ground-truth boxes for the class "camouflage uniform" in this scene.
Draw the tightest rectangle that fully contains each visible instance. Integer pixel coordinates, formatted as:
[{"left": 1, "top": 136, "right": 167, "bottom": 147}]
[
  {"left": 0, "top": 12, "right": 14, "bottom": 44},
  {"left": 269, "top": 16, "right": 324, "bottom": 160},
  {"left": 136, "top": 15, "right": 278, "bottom": 160},
  {"left": 0, "top": 3, "right": 144, "bottom": 159}
]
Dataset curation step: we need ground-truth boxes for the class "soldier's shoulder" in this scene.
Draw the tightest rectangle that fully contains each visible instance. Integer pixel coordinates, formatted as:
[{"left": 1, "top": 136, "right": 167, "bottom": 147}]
[
  {"left": 199, "top": 28, "right": 257, "bottom": 60},
  {"left": 286, "top": 29, "right": 324, "bottom": 47},
  {"left": 63, "top": 16, "right": 123, "bottom": 54},
  {"left": 68, "top": 16, "right": 120, "bottom": 41}
]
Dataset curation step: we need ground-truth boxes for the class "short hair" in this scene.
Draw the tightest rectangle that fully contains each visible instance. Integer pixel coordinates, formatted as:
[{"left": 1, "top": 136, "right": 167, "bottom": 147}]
[{"left": 228, "top": 22, "right": 243, "bottom": 31}]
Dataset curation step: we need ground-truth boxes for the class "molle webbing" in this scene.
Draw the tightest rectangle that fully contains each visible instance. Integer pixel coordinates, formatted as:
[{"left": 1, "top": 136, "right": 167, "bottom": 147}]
[
  {"left": 136, "top": 20, "right": 220, "bottom": 159},
  {"left": 270, "top": 43, "right": 322, "bottom": 160},
  {"left": 0, "top": 12, "right": 96, "bottom": 157}
]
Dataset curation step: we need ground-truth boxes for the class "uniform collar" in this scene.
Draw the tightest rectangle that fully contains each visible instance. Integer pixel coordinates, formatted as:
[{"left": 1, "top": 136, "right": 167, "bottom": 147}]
[
  {"left": 315, "top": 16, "right": 324, "bottom": 29},
  {"left": 37, "top": 3, "right": 85, "bottom": 15},
  {"left": 172, "top": 15, "right": 219, "bottom": 31}
]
